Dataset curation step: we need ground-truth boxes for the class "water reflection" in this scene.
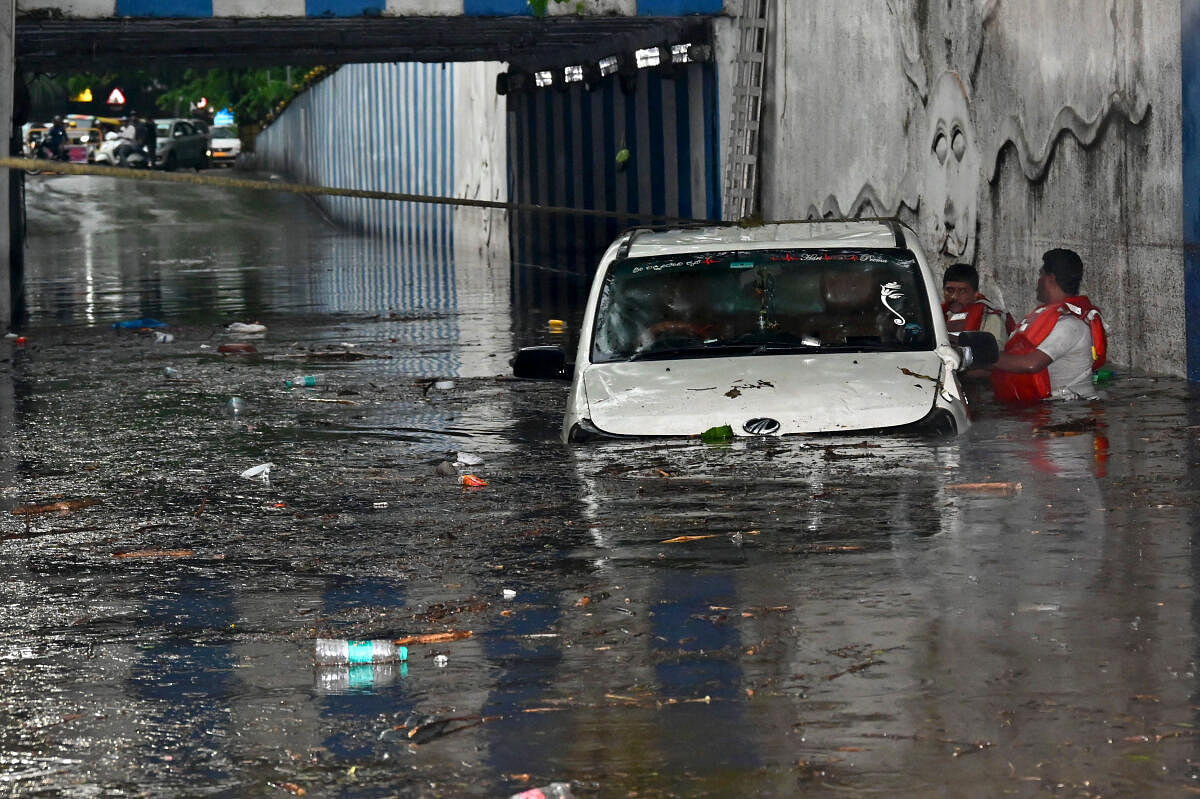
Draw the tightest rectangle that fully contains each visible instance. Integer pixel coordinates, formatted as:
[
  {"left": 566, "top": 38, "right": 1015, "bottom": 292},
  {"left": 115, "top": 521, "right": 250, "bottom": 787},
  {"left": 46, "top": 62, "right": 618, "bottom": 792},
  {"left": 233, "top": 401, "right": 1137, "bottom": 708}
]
[{"left": 23, "top": 174, "right": 526, "bottom": 378}]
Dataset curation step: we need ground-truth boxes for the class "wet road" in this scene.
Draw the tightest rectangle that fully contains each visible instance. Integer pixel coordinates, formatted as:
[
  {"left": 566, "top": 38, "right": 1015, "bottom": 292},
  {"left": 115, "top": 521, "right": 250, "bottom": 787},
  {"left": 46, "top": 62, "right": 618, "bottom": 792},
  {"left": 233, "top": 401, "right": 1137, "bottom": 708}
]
[{"left": 2, "top": 173, "right": 1200, "bottom": 798}]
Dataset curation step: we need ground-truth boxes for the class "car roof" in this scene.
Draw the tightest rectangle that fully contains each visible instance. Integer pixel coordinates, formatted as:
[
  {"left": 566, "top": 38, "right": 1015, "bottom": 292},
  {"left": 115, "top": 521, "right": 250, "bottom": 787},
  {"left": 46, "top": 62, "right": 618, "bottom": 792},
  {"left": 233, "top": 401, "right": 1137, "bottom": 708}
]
[{"left": 620, "top": 219, "right": 909, "bottom": 258}]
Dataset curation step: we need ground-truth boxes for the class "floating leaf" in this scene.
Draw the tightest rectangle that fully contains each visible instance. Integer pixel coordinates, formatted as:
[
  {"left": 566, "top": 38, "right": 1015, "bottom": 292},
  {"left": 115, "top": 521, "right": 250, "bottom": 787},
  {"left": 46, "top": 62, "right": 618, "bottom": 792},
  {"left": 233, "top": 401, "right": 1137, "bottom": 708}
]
[{"left": 700, "top": 424, "right": 734, "bottom": 444}]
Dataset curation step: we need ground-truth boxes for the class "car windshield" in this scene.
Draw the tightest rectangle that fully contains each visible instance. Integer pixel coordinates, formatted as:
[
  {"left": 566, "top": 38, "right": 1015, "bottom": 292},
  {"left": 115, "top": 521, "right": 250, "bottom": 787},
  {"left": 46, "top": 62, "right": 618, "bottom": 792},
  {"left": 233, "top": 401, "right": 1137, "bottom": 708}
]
[
  {"left": 590, "top": 247, "right": 935, "bottom": 363},
  {"left": 155, "top": 122, "right": 172, "bottom": 136},
  {"left": 210, "top": 126, "right": 236, "bottom": 138}
]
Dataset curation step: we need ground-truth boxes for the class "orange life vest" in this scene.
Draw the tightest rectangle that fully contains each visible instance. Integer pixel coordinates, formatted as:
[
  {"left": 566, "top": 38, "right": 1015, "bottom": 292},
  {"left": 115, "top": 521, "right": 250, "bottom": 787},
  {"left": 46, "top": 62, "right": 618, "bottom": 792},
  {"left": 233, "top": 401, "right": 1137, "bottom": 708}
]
[
  {"left": 942, "top": 294, "right": 1017, "bottom": 335},
  {"left": 991, "top": 295, "right": 1107, "bottom": 403}
]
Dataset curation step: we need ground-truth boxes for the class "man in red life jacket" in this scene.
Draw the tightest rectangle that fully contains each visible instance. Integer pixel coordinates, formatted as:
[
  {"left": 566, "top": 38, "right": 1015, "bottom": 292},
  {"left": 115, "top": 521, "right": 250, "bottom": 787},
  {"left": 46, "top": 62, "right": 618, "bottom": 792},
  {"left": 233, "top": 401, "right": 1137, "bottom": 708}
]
[
  {"left": 990, "top": 248, "right": 1108, "bottom": 402},
  {"left": 942, "top": 262, "right": 1015, "bottom": 345}
]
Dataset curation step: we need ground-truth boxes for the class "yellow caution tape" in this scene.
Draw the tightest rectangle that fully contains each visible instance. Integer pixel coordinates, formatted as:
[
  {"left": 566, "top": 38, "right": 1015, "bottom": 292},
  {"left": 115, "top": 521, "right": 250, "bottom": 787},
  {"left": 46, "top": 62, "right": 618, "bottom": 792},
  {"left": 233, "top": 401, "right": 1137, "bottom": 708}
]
[{"left": 1, "top": 156, "right": 707, "bottom": 225}]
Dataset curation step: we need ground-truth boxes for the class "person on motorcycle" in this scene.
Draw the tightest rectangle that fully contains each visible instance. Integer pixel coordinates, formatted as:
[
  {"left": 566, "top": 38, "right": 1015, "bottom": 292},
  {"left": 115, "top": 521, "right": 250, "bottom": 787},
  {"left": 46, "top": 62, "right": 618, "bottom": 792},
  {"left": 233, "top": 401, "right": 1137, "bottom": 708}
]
[
  {"left": 115, "top": 116, "right": 139, "bottom": 164},
  {"left": 44, "top": 116, "right": 68, "bottom": 161}
]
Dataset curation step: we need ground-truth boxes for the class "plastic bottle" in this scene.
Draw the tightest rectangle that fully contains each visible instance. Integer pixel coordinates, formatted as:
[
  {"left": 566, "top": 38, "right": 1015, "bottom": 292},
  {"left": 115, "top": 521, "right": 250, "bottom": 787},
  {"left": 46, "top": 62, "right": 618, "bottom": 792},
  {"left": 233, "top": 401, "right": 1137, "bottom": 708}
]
[
  {"left": 509, "top": 783, "right": 574, "bottom": 799},
  {"left": 226, "top": 397, "right": 245, "bottom": 417},
  {"left": 286, "top": 375, "right": 319, "bottom": 389},
  {"left": 313, "top": 639, "right": 408, "bottom": 665},
  {"left": 314, "top": 661, "right": 403, "bottom": 694}
]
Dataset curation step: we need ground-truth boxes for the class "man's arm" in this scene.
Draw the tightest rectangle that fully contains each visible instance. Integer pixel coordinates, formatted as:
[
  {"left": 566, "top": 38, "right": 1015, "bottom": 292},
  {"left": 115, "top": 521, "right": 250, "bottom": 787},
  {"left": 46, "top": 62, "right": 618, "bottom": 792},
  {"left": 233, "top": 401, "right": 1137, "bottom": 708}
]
[{"left": 993, "top": 348, "right": 1052, "bottom": 373}]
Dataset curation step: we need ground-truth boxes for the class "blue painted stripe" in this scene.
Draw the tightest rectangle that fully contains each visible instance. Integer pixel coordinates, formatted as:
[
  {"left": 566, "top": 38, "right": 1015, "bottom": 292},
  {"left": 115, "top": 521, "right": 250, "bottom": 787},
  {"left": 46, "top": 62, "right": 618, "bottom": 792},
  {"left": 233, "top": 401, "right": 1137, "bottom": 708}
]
[
  {"left": 601, "top": 81, "right": 619, "bottom": 244},
  {"left": 674, "top": 72, "right": 692, "bottom": 219},
  {"left": 1184, "top": 0, "right": 1200, "bottom": 379},
  {"left": 623, "top": 86, "right": 638, "bottom": 216},
  {"left": 543, "top": 88, "right": 559, "bottom": 273},
  {"left": 637, "top": 0, "right": 722, "bottom": 13},
  {"left": 463, "top": 0, "right": 532, "bottom": 15},
  {"left": 647, "top": 74, "right": 665, "bottom": 218},
  {"left": 306, "top": 0, "right": 384, "bottom": 16},
  {"left": 116, "top": 0, "right": 212, "bottom": 15},
  {"left": 702, "top": 62, "right": 720, "bottom": 221}
]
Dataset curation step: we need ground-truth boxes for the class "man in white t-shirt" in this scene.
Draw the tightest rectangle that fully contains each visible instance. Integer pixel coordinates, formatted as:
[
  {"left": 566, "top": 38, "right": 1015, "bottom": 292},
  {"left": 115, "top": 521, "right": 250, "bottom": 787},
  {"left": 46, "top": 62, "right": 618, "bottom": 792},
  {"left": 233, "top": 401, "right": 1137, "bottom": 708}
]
[{"left": 990, "top": 248, "right": 1104, "bottom": 401}]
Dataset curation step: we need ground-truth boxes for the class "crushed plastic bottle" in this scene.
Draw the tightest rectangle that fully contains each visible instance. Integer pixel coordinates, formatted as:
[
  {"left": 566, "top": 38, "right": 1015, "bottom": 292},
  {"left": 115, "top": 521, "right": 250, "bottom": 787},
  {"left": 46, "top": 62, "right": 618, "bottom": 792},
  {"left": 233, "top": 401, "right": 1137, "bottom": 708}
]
[
  {"left": 239, "top": 463, "right": 273, "bottom": 483},
  {"left": 226, "top": 322, "right": 267, "bottom": 334},
  {"left": 286, "top": 375, "right": 319, "bottom": 389},
  {"left": 226, "top": 397, "right": 245, "bottom": 418},
  {"left": 314, "top": 639, "right": 408, "bottom": 665},
  {"left": 509, "top": 783, "right": 574, "bottom": 799},
  {"left": 163, "top": 366, "right": 182, "bottom": 379}
]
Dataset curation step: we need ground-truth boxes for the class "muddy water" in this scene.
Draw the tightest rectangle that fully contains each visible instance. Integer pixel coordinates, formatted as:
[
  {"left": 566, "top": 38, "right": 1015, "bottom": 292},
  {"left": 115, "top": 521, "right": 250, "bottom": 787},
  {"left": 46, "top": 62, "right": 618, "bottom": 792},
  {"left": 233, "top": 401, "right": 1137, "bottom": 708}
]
[{"left": 1, "top": 174, "right": 1199, "bottom": 797}]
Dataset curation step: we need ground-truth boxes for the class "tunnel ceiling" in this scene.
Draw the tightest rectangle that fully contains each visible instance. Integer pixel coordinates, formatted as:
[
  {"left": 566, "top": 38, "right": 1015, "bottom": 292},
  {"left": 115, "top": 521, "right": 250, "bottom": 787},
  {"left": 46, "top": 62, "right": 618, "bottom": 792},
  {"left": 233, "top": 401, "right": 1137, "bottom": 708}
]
[{"left": 16, "top": 15, "right": 713, "bottom": 72}]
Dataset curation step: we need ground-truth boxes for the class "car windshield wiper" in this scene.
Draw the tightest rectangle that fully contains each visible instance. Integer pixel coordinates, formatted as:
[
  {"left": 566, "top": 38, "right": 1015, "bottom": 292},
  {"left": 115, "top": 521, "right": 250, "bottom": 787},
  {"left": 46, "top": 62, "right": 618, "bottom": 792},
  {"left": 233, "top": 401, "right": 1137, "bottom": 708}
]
[
  {"left": 749, "top": 343, "right": 822, "bottom": 355},
  {"left": 626, "top": 342, "right": 758, "bottom": 361},
  {"left": 750, "top": 341, "right": 911, "bottom": 355}
]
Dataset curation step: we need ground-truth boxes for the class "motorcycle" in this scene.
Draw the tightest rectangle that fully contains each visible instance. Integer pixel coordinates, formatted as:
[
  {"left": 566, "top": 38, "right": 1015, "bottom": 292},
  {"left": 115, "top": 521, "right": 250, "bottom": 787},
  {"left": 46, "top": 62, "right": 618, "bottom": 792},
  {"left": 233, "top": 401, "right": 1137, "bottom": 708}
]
[
  {"left": 96, "top": 132, "right": 151, "bottom": 168},
  {"left": 24, "top": 139, "right": 69, "bottom": 174}
]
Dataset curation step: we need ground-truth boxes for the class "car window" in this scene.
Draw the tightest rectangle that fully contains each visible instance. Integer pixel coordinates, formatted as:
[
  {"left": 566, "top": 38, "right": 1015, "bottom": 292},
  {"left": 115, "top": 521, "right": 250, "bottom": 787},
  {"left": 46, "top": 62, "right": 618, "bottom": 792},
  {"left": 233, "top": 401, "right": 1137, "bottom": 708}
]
[
  {"left": 590, "top": 248, "right": 934, "bottom": 363},
  {"left": 156, "top": 122, "right": 171, "bottom": 136},
  {"left": 178, "top": 122, "right": 194, "bottom": 135},
  {"left": 210, "top": 126, "right": 236, "bottom": 138}
]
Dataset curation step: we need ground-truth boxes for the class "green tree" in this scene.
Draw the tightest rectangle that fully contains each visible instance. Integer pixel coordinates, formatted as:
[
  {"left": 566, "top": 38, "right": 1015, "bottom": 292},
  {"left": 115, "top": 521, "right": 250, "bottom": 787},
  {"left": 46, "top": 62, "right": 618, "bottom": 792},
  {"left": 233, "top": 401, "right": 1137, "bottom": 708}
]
[{"left": 155, "top": 67, "right": 299, "bottom": 124}]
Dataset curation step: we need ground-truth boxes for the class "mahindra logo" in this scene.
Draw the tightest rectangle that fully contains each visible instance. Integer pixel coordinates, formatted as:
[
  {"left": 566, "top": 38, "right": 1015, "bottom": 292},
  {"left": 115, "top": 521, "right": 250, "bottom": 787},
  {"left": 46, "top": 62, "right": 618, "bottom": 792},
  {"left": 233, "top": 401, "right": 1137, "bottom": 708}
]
[{"left": 743, "top": 417, "right": 780, "bottom": 435}]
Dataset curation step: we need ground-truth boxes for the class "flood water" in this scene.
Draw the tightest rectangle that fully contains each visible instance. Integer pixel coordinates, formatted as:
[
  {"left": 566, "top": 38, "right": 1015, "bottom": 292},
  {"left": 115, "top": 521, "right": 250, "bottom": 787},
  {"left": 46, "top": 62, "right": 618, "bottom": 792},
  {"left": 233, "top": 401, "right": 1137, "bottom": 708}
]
[{"left": 2, "top": 173, "right": 1200, "bottom": 798}]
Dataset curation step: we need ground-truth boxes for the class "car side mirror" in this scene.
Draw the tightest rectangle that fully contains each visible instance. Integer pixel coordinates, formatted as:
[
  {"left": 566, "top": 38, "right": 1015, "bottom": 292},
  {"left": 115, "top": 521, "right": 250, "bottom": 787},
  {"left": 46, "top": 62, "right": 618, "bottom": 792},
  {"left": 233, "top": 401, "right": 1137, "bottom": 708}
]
[
  {"left": 512, "top": 345, "right": 573, "bottom": 380},
  {"left": 955, "top": 330, "right": 999, "bottom": 369}
]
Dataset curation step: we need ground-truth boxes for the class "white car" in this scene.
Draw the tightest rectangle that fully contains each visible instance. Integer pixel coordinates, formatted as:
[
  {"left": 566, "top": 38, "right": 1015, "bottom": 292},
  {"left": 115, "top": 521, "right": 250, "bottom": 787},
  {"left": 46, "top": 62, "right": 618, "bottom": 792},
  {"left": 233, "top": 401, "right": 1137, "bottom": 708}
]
[
  {"left": 206, "top": 125, "right": 241, "bottom": 167},
  {"left": 514, "top": 220, "right": 992, "bottom": 442}
]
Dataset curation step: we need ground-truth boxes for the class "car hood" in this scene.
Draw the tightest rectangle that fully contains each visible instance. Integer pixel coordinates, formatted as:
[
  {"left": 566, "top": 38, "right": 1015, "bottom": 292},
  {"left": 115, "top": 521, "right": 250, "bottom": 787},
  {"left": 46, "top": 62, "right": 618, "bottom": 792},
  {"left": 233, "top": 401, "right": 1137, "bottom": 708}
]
[{"left": 579, "top": 351, "right": 948, "bottom": 436}]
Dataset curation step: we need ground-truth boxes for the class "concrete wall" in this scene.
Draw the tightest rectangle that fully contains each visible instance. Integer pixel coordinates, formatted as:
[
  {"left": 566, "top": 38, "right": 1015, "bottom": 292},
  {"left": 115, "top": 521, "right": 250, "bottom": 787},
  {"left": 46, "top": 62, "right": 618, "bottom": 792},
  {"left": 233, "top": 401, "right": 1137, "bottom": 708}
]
[
  {"left": 254, "top": 61, "right": 509, "bottom": 317},
  {"left": 756, "top": 0, "right": 1181, "bottom": 377}
]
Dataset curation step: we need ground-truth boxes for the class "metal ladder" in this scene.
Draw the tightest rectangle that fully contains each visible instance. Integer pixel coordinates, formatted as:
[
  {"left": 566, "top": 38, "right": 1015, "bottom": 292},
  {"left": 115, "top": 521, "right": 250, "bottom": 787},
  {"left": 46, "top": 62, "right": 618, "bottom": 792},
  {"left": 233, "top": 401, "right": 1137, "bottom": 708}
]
[{"left": 723, "top": 0, "right": 771, "bottom": 222}]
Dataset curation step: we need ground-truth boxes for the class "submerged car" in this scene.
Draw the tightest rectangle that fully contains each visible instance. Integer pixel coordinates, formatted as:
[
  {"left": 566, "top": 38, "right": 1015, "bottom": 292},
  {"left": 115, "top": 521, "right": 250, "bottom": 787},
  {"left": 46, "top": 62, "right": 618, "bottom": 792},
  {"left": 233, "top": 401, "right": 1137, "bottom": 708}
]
[{"left": 514, "top": 219, "right": 994, "bottom": 442}]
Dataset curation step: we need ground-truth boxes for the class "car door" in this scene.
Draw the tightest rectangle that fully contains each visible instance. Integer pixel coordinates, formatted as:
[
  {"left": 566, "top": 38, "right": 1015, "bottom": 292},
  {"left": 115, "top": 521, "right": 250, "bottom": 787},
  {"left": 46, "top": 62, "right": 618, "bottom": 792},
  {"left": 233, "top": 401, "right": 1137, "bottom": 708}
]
[{"left": 173, "top": 121, "right": 196, "bottom": 166}]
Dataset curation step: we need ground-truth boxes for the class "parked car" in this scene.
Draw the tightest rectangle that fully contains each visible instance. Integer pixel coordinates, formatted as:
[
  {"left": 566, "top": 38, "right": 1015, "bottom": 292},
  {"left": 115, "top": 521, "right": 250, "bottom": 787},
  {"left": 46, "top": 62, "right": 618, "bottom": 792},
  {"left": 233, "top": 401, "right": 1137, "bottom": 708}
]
[
  {"left": 206, "top": 125, "right": 241, "bottom": 167},
  {"left": 153, "top": 118, "right": 209, "bottom": 171},
  {"left": 512, "top": 219, "right": 995, "bottom": 442}
]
